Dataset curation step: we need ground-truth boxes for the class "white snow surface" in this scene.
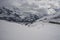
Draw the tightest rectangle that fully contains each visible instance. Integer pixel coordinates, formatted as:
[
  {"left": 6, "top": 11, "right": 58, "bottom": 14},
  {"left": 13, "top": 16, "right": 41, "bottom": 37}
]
[{"left": 0, "top": 20, "right": 60, "bottom": 40}]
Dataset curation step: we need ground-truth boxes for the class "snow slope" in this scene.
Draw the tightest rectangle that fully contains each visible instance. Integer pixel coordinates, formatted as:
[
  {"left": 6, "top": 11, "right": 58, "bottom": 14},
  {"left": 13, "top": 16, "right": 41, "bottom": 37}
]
[{"left": 0, "top": 20, "right": 60, "bottom": 40}]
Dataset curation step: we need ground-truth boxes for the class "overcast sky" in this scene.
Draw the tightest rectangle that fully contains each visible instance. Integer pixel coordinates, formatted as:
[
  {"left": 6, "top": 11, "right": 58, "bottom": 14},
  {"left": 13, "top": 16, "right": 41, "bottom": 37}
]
[{"left": 0, "top": 0, "right": 60, "bottom": 15}]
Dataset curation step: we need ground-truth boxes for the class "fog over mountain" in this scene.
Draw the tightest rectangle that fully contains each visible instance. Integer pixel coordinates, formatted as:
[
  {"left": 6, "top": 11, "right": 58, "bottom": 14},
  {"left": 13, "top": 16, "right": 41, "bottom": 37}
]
[
  {"left": 0, "top": 0, "right": 60, "bottom": 24},
  {"left": 0, "top": 0, "right": 60, "bottom": 40}
]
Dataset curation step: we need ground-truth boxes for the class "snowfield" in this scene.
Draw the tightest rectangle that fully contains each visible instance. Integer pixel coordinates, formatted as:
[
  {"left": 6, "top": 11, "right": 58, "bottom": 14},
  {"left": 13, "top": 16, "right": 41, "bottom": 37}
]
[
  {"left": 0, "top": 0, "right": 60, "bottom": 40},
  {"left": 0, "top": 20, "right": 60, "bottom": 40}
]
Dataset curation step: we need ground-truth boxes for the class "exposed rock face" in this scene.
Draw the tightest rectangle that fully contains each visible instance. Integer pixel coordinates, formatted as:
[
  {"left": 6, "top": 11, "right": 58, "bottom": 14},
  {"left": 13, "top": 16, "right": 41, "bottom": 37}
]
[
  {"left": 0, "top": 0, "right": 60, "bottom": 25},
  {"left": 0, "top": 7, "right": 40, "bottom": 25}
]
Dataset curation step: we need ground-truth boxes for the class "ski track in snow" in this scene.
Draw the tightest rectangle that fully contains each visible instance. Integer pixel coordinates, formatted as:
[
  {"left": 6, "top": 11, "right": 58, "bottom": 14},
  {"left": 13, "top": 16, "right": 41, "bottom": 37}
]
[{"left": 0, "top": 20, "right": 60, "bottom": 40}]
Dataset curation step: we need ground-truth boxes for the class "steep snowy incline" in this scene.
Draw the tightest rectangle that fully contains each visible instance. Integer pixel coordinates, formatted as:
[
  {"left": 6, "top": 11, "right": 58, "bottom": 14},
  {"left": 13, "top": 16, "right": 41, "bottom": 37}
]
[{"left": 0, "top": 20, "right": 60, "bottom": 40}]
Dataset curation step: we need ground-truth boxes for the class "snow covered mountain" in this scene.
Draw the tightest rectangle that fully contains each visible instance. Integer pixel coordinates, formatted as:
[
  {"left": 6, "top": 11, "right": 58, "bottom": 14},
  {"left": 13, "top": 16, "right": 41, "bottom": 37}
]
[
  {"left": 0, "top": 0, "right": 60, "bottom": 25},
  {"left": 0, "top": 7, "right": 40, "bottom": 25},
  {"left": 0, "top": 0, "right": 60, "bottom": 40}
]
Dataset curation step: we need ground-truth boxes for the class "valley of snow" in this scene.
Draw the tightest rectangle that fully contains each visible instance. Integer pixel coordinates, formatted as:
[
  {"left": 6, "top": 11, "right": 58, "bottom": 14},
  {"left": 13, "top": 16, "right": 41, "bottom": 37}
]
[{"left": 0, "top": 20, "right": 60, "bottom": 40}]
